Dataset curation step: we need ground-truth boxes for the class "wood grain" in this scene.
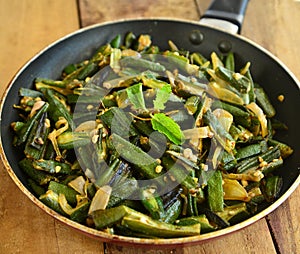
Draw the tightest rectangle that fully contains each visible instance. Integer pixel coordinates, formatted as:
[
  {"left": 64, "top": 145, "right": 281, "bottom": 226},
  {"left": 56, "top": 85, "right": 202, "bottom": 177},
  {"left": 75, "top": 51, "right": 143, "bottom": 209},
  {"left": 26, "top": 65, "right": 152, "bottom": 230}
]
[
  {"left": 243, "top": 2, "right": 300, "bottom": 253},
  {"left": 0, "top": 0, "right": 299, "bottom": 253},
  {"left": 0, "top": 0, "right": 103, "bottom": 253},
  {"left": 78, "top": 0, "right": 206, "bottom": 27}
]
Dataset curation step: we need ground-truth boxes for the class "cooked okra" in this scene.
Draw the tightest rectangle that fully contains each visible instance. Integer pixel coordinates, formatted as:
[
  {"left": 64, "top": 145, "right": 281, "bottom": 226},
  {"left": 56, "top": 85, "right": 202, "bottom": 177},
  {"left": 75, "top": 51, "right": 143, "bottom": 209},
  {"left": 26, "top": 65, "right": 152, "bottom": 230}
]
[{"left": 11, "top": 32, "right": 293, "bottom": 238}]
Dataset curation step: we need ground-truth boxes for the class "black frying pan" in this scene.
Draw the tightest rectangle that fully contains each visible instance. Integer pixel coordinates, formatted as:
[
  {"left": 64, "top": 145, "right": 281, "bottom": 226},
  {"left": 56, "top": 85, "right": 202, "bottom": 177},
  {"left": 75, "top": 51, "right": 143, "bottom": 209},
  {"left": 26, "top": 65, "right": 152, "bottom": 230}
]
[{"left": 0, "top": 0, "right": 299, "bottom": 246}]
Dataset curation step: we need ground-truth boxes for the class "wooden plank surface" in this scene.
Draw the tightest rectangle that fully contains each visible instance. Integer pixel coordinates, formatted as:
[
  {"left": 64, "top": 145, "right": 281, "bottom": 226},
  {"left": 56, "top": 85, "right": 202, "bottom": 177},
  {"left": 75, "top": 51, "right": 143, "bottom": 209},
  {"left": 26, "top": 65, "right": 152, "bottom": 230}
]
[
  {"left": 0, "top": 0, "right": 299, "bottom": 253},
  {"left": 0, "top": 1, "right": 103, "bottom": 253}
]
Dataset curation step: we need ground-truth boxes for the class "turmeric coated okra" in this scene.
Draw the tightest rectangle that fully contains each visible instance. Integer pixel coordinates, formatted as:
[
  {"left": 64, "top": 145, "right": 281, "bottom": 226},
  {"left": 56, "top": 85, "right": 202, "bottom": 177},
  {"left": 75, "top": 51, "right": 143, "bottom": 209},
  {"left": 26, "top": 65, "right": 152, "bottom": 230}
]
[{"left": 12, "top": 32, "right": 293, "bottom": 238}]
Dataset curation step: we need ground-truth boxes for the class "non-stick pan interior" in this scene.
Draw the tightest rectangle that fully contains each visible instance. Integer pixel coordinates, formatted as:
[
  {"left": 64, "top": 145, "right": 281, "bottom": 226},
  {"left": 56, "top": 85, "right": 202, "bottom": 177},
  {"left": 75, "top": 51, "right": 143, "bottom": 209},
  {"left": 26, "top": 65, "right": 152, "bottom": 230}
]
[{"left": 1, "top": 19, "right": 299, "bottom": 241}]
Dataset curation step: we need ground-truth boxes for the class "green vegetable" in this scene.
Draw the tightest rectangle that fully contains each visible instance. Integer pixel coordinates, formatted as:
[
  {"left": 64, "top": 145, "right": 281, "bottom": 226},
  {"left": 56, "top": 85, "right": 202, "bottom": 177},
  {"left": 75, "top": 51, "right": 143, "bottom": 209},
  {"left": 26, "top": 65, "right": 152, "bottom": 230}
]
[
  {"left": 140, "top": 187, "right": 165, "bottom": 220},
  {"left": 153, "top": 84, "right": 172, "bottom": 110},
  {"left": 126, "top": 83, "right": 146, "bottom": 110},
  {"left": 110, "top": 133, "right": 161, "bottom": 180},
  {"left": 151, "top": 113, "right": 185, "bottom": 145},
  {"left": 207, "top": 170, "right": 224, "bottom": 212},
  {"left": 11, "top": 33, "right": 293, "bottom": 239},
  {"left": 48, "top": 181, "right": 78, "bottom": 206}
]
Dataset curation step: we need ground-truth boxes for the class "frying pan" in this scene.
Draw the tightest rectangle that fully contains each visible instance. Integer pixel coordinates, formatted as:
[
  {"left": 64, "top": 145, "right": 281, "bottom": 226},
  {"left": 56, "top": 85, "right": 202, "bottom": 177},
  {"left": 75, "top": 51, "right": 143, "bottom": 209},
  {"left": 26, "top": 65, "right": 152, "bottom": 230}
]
[{"left": 0, "top": 0, "right": 299, "bottom": 246}]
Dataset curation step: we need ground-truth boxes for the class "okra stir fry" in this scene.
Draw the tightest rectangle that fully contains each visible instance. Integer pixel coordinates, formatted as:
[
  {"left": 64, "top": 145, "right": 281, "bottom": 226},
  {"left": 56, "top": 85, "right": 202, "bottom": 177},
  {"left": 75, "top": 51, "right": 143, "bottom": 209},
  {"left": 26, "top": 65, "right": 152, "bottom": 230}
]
[{"left": 11, "top": 32, "right": 293, "bottom": 238}]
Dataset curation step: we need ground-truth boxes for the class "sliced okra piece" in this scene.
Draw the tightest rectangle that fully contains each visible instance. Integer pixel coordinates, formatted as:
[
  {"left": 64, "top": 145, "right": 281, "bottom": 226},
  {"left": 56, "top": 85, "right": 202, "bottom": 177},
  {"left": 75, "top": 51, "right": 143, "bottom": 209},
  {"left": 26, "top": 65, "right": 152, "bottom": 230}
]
[
  {"left": 236, "top": 145, "right": 281, "bottom": 173},
  {"left": 254, "top": 85, "right": 276, "bottom": 118},
  {"left": 176, "top": 214, "right": 217, "bottom": 233},
  {"left": 33, "top": 159, "right": 73, "bottom": 175},
  {"left": 161, "top": 155, "right": 197, "bottom": 191},
  {"left": 186, "top": 192, "right": 198, "bottom": 216},
  {"left": 216, "top": 202, "right": 249, "bottom": 224},
  {"left": 35, "top": 78, "right": 72, "bottom": 96},
  {"left": 207, "top": 170, "right": 224, "bottom": 212},
  {"left": 235, "top": 142, "right": 263, "bottom": 161},
  {"left": 63, "top": 61, "right": 99, "bottom": 82},
  {"left": 99, "top": 107, "right": 138, "bottom": 137},
  {"left": 161, "top": 187, "right": 183, "bottom": 210},
  {"left": 107, "top": 160, "right": 133, "bottom": 186},
  {"left": 161, "top": 198, "right": 182, "bottom": 224},
  {"left": 225, "top": 52, "right": 235, "bottom": 71},
  {"left": 140, "top": 187, "right": 165, "bottom": 220},
  {"left": 76, "top": 144, "right": 100, "bottom": 177},
  {"left": 110, "top": 133, "right": 162, "bottom": 181},
  {"left": 121, "top": 214, "right": 200, "bottom": 237},
  {"left": 63, "top": 63, "right": 78, "bottom": 76},
  {"left": 198, "top": 207, "right": 229, "bottom": 228},
  {"left": 88, "top": 205, "right": 132, "bottom": 229},
  {"left": 110, "top": 34, "right": 121, "bottom": 48},
  {"left": 48, "top": 181, "right": 78, "bottom": 206},
  {"left": 24, "top": 112, "right": 50, "bottom": 160},
  {"left": 57, "top": 131, "right": 91, "bottom": 150},
  {"left": 261, "top": 175, "right": 283, "bottom": 202},
  {"left": 260, "top": 157, "right": 283, "bottom": 175},
  {"left": 268, "top": 138, "right": 293, "bottom": 159},
  {"left": 70, "top": 201, "right": 91, "bottom": 224},
  {"left": 185, "top": 95, "right": 201, "bottom": 115},
  {"left": 14, "top": 102, "right": 49, "bottom": 146},
  {"left": 215, "top": 66, "right": 251, "bottom": 93},
  {"left": 19, "top": 158, "right": 56, "bottom": 185},
  {"left": 145, "top": 45, "right": 160, "bottom": 54},
  {"left": 113, "top": 225, "right": 158, "bottom": 239},
  {"left": 107, "top": 178, "right": 138, "bottom": 208},
  {"left": 41, "top": 88, "right": 74, "bottom": 130},
  {"left": 229, "top": 124, "right": 241, "bottom": 141},
  {"left": 124, "top": 32, "right": 136, "bottom": 49},
  {"left": 39, "top": 190, "right": 68, "bottom": 216},
  {"left": 43, "top": 141, "right": 56, "bottom": 160},
  {"left": 95, "top": 158, "right": 120, "bottom": 187},
  {"left": 190, "top": 52, "right": 209, "bottom": 67},
  {"left": 220, "top": 151, "right": 236, "bottom": 166},
  {"left": 164, "top": 51, "right": 199, "bottom": 75},
  {"left": 19, "top": 87, "right": 43, "bottom": 98}
]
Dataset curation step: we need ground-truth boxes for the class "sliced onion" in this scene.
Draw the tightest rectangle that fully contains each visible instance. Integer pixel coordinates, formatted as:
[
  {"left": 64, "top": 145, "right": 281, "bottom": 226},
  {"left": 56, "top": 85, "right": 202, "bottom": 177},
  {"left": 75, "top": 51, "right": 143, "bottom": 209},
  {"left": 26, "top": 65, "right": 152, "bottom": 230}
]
[
  {"left": 246, "top": 102, "right": 268, "bottom": 137},
  {"left": 213, "top": 108, "right": 233, "bottom": 132},
  {"left": 74, "top": 120, "right": 97, "bottom": 133},
  {"left": 88, "top": 185, "right": 112, "bottom": 214},
  {"left": 223, "top": 179, "right": 249, "bottom": 201},
  {"left": 183, "top": 126, "right": 214, "bottom": 139},
  {"left": 68, "top": 176, "right": 86, "bottom": 196},
  {"left": 29, "top": 100, "right": 45, "bottom": 118}
]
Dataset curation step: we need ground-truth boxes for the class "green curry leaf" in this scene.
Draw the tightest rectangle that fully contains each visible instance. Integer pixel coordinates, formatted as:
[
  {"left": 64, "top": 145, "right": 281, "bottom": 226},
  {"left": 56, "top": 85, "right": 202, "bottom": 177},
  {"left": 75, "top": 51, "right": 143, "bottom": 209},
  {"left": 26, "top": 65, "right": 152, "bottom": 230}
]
[
  {"left": 126, "top": 83, "right": 146, "bottom": 111},
  {"left": 153, "top": 84, "right": 172, "bottom": 110},
  {"left": 151, "top": 113, "right": 185, "bottom": 145}
]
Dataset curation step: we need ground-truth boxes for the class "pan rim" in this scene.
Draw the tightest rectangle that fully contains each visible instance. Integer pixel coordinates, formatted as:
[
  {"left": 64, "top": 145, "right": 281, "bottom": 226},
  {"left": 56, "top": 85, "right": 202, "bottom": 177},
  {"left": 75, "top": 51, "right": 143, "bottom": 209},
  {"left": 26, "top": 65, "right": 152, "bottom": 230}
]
[{"left": 0, "top": 17, "right": 299, "bottom": 246}]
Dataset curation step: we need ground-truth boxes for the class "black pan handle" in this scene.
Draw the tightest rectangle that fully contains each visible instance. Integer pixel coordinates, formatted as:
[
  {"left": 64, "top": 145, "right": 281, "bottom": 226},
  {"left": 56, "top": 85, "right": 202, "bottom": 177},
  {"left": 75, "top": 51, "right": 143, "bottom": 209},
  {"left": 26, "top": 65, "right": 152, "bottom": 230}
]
[{"left": 201, "top": 0, "right": 249, "bottom": 33}]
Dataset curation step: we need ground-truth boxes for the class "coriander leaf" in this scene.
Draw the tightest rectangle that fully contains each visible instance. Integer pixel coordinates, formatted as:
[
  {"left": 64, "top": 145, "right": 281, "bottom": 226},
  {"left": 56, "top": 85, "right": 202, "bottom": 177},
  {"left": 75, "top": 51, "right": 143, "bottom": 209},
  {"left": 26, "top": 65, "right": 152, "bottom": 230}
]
[
  {"left": 151, "top": 113, "right": 185, "bottom": 145},
  {"left": 153, "top": 84, "right": 172, "bottom": 110},
  {"left": 126, "top": 83, "right": 146, "bottom": 110}
]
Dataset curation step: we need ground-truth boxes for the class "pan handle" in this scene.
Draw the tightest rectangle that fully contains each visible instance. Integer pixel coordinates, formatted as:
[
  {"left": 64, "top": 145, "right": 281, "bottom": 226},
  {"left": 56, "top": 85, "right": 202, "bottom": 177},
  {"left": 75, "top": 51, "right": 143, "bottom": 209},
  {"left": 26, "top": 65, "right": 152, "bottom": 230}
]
[{"left": 200, "top": 0, "right": 249, "bottom": 34}]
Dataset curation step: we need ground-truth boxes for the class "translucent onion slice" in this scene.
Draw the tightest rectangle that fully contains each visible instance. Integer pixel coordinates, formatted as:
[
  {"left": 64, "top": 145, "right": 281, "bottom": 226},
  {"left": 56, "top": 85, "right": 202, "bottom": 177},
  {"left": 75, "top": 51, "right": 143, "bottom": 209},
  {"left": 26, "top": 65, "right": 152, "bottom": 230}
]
[
  {"left": 88, "top": 185, "right": 112, "bottom": 214},
  {"left": 246, "top": 102, "right": 268, "bottom": 137},
  {"left": 213, "top": 108, "right": 233, "bottom": 132},
  {"left": 183, "top": 126, "right": 214, "bottom": 139},
  {"left": 223, "top": 179, "right": 249, "bottom": 201}
]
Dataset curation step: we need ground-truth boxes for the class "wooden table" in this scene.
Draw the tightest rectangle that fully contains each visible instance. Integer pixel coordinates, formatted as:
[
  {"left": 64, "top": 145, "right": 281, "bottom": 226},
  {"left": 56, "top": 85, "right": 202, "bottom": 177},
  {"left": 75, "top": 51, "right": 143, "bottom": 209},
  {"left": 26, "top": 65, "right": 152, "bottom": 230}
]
[{"left": 0, "top": 1, "right": 299, "bottom": 253}]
